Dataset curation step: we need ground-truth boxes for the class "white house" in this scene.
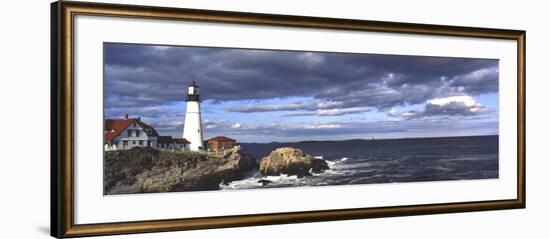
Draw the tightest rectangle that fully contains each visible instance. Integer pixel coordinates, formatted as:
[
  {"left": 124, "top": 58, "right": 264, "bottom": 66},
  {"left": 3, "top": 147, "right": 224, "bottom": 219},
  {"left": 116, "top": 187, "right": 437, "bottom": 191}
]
[
  {"left": 104, "top": 114, "right": 191, "bottom": 152},
  {"left": 104, "top": 114, "right": 160, "bottom": 151}
]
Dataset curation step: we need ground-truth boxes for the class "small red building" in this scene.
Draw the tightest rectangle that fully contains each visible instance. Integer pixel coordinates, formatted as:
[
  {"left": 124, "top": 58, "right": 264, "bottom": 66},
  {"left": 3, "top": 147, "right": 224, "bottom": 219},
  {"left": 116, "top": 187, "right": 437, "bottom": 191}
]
[{"left": 206, "top": 136, "right": 237, "bottom": 152}]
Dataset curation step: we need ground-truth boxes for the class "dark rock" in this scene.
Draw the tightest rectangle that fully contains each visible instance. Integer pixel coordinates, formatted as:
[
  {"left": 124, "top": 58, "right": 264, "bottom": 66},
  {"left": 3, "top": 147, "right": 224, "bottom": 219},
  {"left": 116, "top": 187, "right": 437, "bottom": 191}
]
[
  {"left": 311, "top": 158, "right": 330, "bottom": 174},
  {"left": 258, "top": 179, "right": 272, "bottom": 186}
]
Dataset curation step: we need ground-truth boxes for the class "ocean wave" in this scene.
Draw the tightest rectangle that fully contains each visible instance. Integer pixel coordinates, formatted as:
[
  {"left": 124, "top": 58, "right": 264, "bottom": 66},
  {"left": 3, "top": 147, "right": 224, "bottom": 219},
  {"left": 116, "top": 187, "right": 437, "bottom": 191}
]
[
  {"left": 221, "top": 173, "right": 310, "bottom": 190},
  {"left": 326, "top": 157, "right": 350, "bottom": 167},
  {"left": 219, "top": 171, "right": 263, "bottom": 190},
  {"left": 334, "top": 161, "right": 371, "bottom": 170},
  {"left": 221, "top": 165, "right": 344, "bottom": 190},
  {"left": 324, "top": 157, "right": 374, "bottom": 177},
  {"left": 441, "top": 155, "right": 496, "bottom": 162}
]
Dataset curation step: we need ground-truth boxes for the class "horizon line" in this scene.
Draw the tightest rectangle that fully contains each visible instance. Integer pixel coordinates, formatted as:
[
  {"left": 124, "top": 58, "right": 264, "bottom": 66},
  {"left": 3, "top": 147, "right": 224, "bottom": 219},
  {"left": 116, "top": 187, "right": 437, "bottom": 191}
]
[{"left": 236, "top": 134, "right": 499, "bottom": 144}]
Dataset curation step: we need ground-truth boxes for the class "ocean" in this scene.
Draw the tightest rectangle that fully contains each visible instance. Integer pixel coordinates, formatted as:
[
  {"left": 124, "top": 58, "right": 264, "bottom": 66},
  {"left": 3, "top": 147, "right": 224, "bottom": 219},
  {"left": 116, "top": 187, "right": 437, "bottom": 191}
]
[{"left": 220, "top": 135, "right": 499, "bottom": 190}]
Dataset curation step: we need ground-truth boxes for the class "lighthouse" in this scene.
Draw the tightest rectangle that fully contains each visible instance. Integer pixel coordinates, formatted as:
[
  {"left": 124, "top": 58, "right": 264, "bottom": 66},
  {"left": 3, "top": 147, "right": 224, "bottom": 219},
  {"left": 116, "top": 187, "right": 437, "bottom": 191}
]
[{"left": 183, "top": 81, "right": 204, "bottom": 151}]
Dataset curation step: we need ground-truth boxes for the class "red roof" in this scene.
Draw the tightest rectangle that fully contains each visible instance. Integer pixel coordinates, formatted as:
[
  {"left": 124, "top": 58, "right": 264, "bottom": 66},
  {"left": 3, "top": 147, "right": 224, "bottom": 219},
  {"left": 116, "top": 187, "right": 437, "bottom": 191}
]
[
  {"left": 104, "top": 118, "right": 158, "bottom": 141},
  {"left": 174, "top": 138, "right": 190, "bottom": 144},
  {"left": 207, "top": 136, "right": 236, "bottom": 142}
]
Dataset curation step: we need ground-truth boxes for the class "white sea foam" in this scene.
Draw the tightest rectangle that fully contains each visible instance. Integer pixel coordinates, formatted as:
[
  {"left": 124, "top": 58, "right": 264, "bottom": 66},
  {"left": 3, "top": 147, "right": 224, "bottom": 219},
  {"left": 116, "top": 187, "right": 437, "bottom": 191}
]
[
  {"left": 220, "top": 156, "right": 374, "bottom": 190},
  {"left": 326, "top": 156, "right": 349, "bottom": 167},
  {"left": 219, "top": 176, "right": 263, "bottom": 190},
  {"left": 220, "top": 173, "right": 307, "bottom": 190},
  {"left": 336, "top": 161, "right": 371, "bottom": 170},
  {"left": 220, "top": 165, "right": 344, "bottom": 190}
]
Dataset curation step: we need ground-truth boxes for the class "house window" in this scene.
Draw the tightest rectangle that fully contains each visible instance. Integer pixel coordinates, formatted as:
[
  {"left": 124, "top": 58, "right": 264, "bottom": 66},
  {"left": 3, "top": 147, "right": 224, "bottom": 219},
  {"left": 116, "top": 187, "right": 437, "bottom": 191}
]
[
  {"left": 136, "top": 130, "right": 140, "bottom": 137},
  {"left": 127, "top": 130, "right": 132, "bottom": 137},
  {"left": 139, "top": 140, "right": 144, "bottom": 146},
  {"left": 133, "top": 122, "right": 136, "bottom": 127}
]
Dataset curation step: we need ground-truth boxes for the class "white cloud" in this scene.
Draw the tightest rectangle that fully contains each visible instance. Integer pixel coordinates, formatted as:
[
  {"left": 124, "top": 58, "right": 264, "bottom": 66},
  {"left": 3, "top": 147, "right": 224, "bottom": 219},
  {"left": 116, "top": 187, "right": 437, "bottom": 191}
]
[
  {"left": 316, "top": 101, "right": 343, "bottom": 109},
  {"left": 152, "top": 46, "right": 171, "bottom": 51},
  {"left": 227, "top": 99, "right": 369, "bottom": 117},
  {"left": 243, "top": 122, "right": 344, "bottom": 131},
  {"left": 388, "top": 95, "right": 485, "bottom": 120},
  {"left": 205, "top": 124, "right": 218, "bottom": 129},
  {"left": 303, "top": 124, "right": 343, "bottom": 129},
  {"left": 315, "top": 107, "right": 371, "bottom": 116},
  {"left": 285, "top": 107, "right": 371, "bottom": 117},
  {"left": 231, "top": 123, "right": 242, "bottom": 129},
  {"left": 298, "top": 52, "right": 324, "bottom": 66},
  {"left": 427, "top": 95, "right": 484, "bottom": 113},
  {"left": 427, "top": 95, "right": 478, "bottom": 107},
  {"left": 401, "top": 111, "right": 416, "bottom": 117},
  {"left": 227, "top": 102, "right": 310, "bottom": 112}
]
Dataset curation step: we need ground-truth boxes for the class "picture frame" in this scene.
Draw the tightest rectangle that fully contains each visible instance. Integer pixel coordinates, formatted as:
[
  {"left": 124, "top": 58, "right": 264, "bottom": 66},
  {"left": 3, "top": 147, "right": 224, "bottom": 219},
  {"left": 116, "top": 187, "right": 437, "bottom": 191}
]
[{"left": 51, "top": 1, "right": 526, "bottom": 238}]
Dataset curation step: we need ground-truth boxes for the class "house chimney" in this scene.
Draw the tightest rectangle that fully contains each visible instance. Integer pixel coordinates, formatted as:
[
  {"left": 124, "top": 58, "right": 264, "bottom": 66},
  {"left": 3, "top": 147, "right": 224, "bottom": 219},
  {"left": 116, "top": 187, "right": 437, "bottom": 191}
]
[
  {"left": 137, "top": 117, "right": 141, "bottom": 121},
  {"left": 124, "top": 113, "right": 129, "bottom": 119}
]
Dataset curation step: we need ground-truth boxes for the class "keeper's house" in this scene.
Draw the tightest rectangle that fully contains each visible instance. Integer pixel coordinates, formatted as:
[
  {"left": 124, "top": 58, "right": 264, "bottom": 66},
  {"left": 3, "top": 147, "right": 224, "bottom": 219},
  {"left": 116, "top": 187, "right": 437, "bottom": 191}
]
[
  {"left": 104, "top": 114, "right": 190, "bottom": 151},
  {"left": 206, "top": 136, "right": 237, "bottom": 152}
]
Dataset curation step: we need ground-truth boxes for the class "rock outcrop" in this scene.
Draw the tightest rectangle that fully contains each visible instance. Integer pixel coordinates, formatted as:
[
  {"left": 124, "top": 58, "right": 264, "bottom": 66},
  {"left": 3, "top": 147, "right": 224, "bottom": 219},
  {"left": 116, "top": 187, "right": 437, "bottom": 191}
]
[
  {"left": 259, "top": 147, "right": 329, "bottom": 178},
  {"left": 104, "top": 146, "right": 257, "bottom": 194}
]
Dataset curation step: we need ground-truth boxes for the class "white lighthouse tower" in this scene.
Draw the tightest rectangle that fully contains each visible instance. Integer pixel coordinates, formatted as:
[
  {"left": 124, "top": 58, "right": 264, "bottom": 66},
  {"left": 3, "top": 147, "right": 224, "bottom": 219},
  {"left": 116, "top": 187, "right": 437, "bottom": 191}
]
[{"left": 183, "top": 81, "right": 204, "bottom": 151}]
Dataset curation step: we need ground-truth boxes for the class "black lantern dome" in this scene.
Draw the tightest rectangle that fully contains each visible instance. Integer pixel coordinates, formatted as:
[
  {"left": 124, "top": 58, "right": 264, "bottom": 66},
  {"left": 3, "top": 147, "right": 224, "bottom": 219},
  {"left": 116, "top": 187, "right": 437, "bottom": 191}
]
[{"left": 187, "top": 81, "right": 200, "bottom": 102}]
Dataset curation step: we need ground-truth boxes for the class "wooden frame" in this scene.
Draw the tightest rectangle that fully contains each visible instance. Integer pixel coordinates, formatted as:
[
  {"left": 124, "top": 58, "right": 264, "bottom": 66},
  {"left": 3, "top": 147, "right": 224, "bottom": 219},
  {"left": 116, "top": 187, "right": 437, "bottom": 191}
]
[{"left": 51, "top": 1, "right": 526, "bottom": 238}]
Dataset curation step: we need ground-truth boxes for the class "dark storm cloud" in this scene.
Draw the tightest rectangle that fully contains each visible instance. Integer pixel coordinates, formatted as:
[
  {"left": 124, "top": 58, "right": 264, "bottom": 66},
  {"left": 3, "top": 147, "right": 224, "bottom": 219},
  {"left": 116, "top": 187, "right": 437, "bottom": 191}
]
[
  {"left": 105, "top": 105, "right": 184, "bottom": 120},
  {"left": 449, "top": 66, "right": 499, "bottom": 95},
  {"left": 104, "top": 43, "right": 498, "bottom": 113}
]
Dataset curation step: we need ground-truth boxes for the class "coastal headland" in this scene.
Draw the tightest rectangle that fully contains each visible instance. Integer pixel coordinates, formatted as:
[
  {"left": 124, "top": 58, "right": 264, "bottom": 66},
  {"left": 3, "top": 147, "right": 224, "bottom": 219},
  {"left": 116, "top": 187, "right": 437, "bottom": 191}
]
[{"left": 104, "top": 146, "right": 329, "bottom": 194}]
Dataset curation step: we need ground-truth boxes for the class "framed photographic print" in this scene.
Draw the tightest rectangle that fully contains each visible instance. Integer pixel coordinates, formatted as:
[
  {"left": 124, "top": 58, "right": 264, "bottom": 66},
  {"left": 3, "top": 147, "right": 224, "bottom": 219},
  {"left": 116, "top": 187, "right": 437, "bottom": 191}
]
[{"left": 51, "top": 1, "right": 526, "bottom": 238}]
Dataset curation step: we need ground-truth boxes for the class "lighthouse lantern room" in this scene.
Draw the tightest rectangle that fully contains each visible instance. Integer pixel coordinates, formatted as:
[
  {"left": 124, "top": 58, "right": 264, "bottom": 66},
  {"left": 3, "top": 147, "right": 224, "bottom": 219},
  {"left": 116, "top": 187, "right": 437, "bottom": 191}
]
[{"left": 183, "top": 81, "right": 204, "bottom": 151}]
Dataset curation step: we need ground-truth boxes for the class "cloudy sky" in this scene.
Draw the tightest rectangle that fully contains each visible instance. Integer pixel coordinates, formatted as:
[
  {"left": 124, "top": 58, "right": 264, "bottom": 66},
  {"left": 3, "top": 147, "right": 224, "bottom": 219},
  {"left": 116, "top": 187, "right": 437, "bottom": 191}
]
[{"left": 104, "top": 43, "right": 499, "bottom": 143}]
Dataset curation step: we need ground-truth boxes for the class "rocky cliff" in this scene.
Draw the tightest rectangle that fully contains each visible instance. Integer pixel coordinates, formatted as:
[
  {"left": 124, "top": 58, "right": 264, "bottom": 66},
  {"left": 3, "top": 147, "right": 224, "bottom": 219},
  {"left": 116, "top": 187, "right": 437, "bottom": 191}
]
[
  {"left": 259, "top": 147, "right": 329, "bottom": 178},
  {"left": 104, "top": 147, "right": 257, "bottom": 194}
]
